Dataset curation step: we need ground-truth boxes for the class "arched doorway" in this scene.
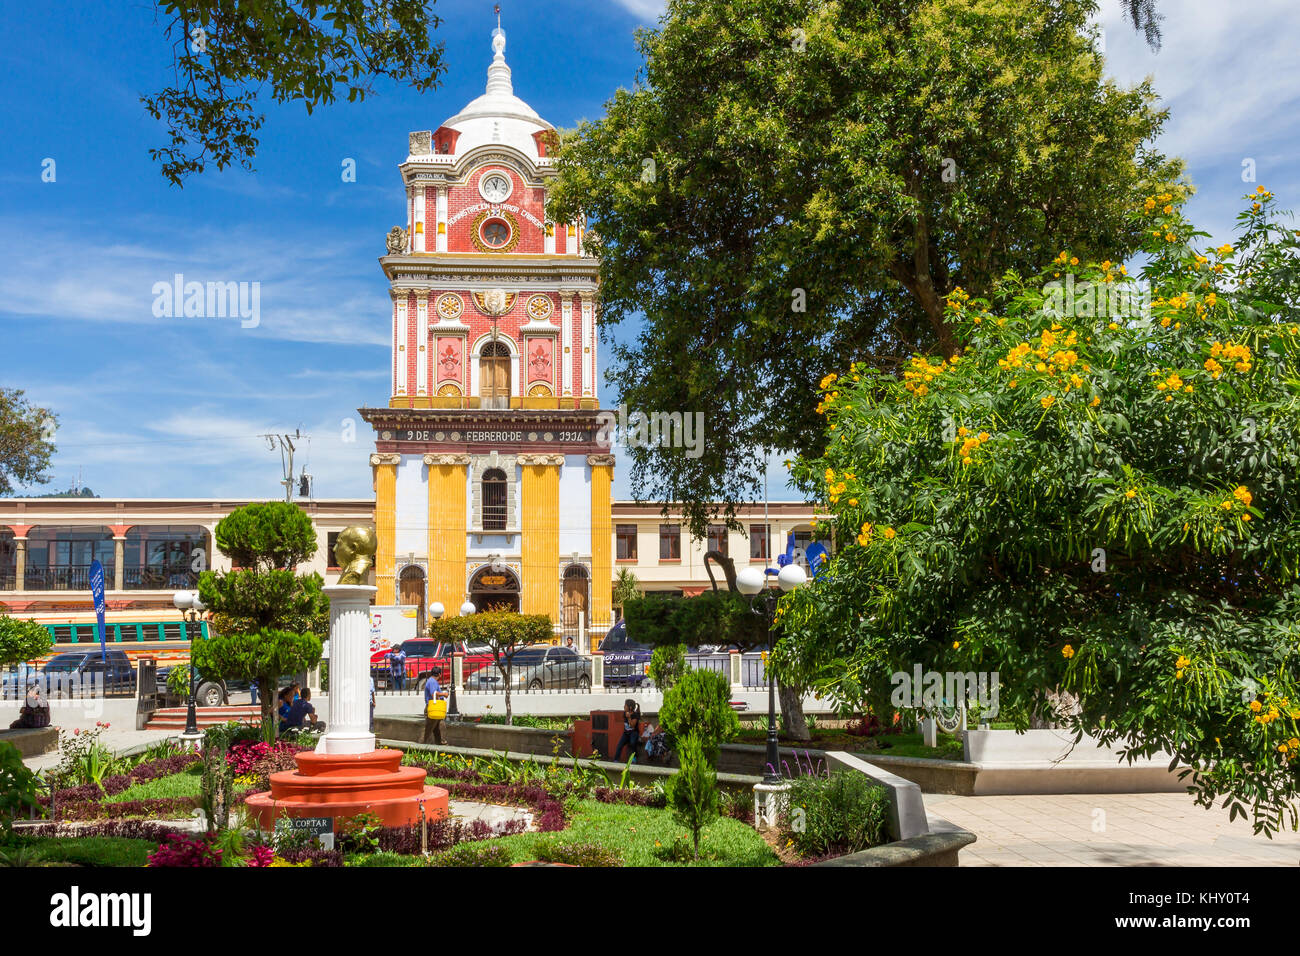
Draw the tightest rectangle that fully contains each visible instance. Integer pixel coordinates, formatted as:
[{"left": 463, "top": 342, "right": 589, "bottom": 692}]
[
  {"left": 468, "top": 564, "right": 520, "bottom": 613},
  {"left": 479, "top": 341, "right": 512, "bottom": 405},
  {"left": 562, "top": 564, "right": 589, "bottom": 648},
  {"left": 399, "top": 565, "right": 427, "bottom": 634}
]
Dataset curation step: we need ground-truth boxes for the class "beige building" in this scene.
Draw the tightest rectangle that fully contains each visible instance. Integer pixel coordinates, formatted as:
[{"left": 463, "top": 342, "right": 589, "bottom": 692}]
[{"left": 0, "top": 496, "right": 823, "bottom": 651}]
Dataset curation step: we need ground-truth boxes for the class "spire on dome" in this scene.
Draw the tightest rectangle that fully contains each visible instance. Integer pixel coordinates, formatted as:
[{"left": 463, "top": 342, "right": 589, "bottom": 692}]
[{"left": 486, "top": 7, "right": 512, "bottom": 97}]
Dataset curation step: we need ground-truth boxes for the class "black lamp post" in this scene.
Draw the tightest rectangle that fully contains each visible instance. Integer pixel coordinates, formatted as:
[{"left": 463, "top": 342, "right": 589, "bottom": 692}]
[
  {"left": 736, "top": 564, "right": 807, "bottom": 785},
  {"left": 172, "top": 589, "right": 206, "bottom": 738},
  {"left": 429, "top": 601, "right": 460, "bottom": 719}
]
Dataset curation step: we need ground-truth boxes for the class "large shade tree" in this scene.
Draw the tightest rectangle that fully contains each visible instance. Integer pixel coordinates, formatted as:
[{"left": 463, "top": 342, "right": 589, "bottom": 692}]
[
  {"left": 0, "top": 388, "right": 56, "bottom": 496},
  {"left": 144, "top": 0, "right": 445, "bottom": 185},
  {"left": 779, "top": 189, "right": 1300, "bottom": 834},
  {"left": 548, "top": 0, "right": 1182, "bottom": 537}
]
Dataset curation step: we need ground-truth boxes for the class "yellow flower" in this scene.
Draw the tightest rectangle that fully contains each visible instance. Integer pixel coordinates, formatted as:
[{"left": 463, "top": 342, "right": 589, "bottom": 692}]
[
  {"left": 1061, "top": 644, "right": 1075, "bottom": 659},
  {"left": 1089, "top": 396, "right": 1100, "bottom": 407},
  {"left": 952, "top": 641, "right": 961, "bottom": 650},
  {"left": 883, "top": 527, "right": 896, "bottom": 539},
  {"left": 1233, "top": 485, "right": 1252, "bottom": 507},
  {"left": 1107, "top": 322, "right": 1118, "bottom": 330},
  {"left": 1125, "top": 489, "right": 1136, "bottom": 499},
  {"left": 1249, "top": 700, "right": 1262, "bottom": 713},
  {"left": 1040, "top": 394, "right": 1056, "bottom": 409},
  {"left": 1176, "top": 655, "right": 1190, "bottom": 669}
]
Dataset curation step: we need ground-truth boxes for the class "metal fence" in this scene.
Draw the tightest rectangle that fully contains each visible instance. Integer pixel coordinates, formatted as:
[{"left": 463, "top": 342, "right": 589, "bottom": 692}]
[{"left": 0, "top": 663, "right": 137, "bottom": 700}]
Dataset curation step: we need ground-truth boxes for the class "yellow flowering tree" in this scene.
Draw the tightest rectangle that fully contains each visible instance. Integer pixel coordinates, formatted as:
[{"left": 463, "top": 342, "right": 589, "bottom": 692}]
[{"left": 781, "top": 189, "right": 1300, "bottom": 834}]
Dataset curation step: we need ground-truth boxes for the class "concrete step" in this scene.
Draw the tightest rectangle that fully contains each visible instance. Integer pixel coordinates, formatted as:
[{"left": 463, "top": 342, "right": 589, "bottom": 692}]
[{"left": 146, "top": 705, "right": 261, "bottom": 730}]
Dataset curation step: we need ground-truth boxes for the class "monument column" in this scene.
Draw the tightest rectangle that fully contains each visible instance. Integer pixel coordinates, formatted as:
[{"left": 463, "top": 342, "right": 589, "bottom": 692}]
[
  {"left": 519, "top": 454, "right": 562, "bottom": 625},
  {"left": 317, "top": 584, "right": 378, "bottom": 754},
  {"left": 371, "top": 453, "right": 401, "bottom": 604},
  {"left": 108, "top": 524, "right": 132, "bottom": 591}
]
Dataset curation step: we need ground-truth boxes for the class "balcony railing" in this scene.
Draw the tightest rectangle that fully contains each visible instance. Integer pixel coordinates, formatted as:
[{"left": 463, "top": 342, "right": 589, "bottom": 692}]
[
  {"left": 4, "top": 564, "right": 199, "bottom": 591},
  {"left": 123, "top": 566, "right": 200, "bottom": 590},
  {"left": 22, "top": 564, "right": 108, "bottom": 591}
]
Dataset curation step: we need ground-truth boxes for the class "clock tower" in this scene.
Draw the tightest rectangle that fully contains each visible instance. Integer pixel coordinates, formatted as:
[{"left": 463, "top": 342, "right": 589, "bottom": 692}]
[{"left": 360, "top": 24, "right": 612, "bottom": 645}]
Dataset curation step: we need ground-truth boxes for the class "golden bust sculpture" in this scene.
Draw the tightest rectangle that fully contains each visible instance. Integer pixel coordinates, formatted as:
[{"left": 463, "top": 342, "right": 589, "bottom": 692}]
[{"left": 334, "top": 526, "right": 378, "bottom": 585}]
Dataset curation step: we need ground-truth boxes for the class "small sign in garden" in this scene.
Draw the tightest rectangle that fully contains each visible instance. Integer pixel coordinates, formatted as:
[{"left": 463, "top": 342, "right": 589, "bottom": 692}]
[{"left": 275, "top": 816, "right": 335, "bottom": 850}]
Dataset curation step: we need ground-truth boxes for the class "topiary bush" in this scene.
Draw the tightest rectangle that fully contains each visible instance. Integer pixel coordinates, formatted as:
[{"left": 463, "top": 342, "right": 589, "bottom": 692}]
[
  {"left": 658, "top": 667, "right": 739, "bottom": 760},
  {"left": 665, "top": 731, "right": 718, "bottom": 861}
]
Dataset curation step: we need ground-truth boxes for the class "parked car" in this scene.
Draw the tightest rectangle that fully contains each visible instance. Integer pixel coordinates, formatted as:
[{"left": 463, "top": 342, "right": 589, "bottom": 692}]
[
  {"left": 369, "top": 640, "right": 494, "bottom": 689},
  {"left": 154, "top": 665, "right": 234, "bottom": 708},
  {"left": 598, "top": 620, "right": 654, "bottom": 687},
  {"left": 464, "top": 645, "right": 591, "bottom": 691},
  {"left": 25, "top": 650, "right": 136, "bottom": 695},
  {"left": 0, "top": 662, "right": 41, "bottom": 699}
]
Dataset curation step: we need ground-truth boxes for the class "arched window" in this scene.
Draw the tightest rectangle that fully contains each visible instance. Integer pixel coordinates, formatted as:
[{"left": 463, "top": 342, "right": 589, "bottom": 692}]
[
  {"left": 482, "top": 468, "right": 507, "bottom": 530},
  {"left": 480, "top": 341, "right": 512, "bottom": 399}
]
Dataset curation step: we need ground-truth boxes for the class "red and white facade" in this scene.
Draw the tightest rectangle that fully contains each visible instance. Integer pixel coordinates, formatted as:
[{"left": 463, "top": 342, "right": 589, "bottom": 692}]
[{"left": 382, "top": 26, "right": 599, "bottom": 408}]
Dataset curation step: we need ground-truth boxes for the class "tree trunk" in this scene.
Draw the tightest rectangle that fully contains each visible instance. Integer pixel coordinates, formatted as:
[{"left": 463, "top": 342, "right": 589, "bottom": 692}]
[
  {"left": 778, "top": 683, "right": 811, "bottom": 741},
  {"left": 260, "top": 672, "right": 277, "bottom": 743}
]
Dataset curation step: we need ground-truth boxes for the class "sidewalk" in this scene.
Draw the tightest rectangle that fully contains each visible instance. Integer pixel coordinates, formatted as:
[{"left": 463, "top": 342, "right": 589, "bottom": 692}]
[
  {"left": 21, "top": 727, "right": 181, "bottom": 772},
  {"left": 924, "top": 791, "right": 1300, "bottom": 866}
]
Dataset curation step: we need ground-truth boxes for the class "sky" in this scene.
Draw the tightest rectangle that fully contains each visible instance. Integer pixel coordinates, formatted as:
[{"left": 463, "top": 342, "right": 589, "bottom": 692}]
[{"left": 1, "top": 0, "right": 1297, "bottom": 503}]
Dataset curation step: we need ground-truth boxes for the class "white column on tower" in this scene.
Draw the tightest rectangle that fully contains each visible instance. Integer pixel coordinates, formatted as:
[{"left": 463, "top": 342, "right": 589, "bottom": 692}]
[
  {"left": 436, "top": 187, "right": 448, "bottom": 253},
  {"left": 416, "top": 293, "right": 429, "bottom": 398},
  {"left": 580, "top": 293, "right": 593, "bottom": 398},
  {"left": 561, "top": 296, "right": 574, "bottom": 396},
  {"left": 396, "top": 293, "right": 409, "bottom": 396}
]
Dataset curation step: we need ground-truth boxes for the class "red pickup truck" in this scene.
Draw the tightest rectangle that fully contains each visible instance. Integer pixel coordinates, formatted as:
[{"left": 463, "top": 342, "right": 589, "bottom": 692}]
[{"left": 369, "top": 640, "right": 494, "bottom": 690}]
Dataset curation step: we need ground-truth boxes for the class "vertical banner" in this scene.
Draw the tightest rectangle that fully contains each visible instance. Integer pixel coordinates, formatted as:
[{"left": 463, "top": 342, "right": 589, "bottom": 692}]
[{"left": 89, "top": 558, "right": 107, "bottom": 662}]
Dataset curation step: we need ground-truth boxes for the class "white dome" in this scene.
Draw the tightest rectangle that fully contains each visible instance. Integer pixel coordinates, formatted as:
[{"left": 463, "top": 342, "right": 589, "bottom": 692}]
[{"left": 439, "top": 28, "right": 553, "bottom": 162}]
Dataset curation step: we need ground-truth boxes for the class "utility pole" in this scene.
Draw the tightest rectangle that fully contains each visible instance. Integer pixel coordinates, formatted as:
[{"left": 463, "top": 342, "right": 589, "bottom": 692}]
[{"left": 259, "top": 429, "right": 305, "bottom": 503}]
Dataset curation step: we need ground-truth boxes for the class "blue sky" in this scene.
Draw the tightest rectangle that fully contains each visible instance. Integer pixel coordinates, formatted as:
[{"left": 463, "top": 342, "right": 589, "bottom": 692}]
[{"left": 1, "top": 0, "right": 1297, "bottom": 502}]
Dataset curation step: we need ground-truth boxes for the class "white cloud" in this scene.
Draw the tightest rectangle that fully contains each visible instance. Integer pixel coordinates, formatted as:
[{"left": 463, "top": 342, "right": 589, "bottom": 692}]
[
  {"left": 0, "top": 216, "right": 390, "bottom": 347},
  {"left": 608, "top": 0, "right": 666, "bottom": 22}
]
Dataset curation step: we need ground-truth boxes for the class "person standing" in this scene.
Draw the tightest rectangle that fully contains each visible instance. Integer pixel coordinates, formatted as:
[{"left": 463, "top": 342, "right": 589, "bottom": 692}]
[
  {"left": 614, "top": 699, "right": 642, "bottom": 762},
  {"left": 423, "top": 669, "right": 446, "bottom": 745},
  {"left": 389, "top": 644, "right": 407, "bottom": 692}
]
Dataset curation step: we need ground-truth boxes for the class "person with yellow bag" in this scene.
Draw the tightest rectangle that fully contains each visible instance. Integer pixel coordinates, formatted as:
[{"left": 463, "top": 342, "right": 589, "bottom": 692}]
[{"left": 423, "top": 667, "right": 448, "bottom": 744}]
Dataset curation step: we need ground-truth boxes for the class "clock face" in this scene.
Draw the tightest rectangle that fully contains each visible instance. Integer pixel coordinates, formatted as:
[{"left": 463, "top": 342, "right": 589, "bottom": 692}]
[
  {"left": 481, "top": 218, "right": 511, "bottom": 248},
  {"left": 480, "top": 173, "right": 511, "bottom": 204}
]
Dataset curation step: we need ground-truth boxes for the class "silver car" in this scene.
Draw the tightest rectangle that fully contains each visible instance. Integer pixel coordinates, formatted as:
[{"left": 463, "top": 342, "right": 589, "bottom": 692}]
[{"left": 464, "top": 645, "right": 591, "bottom": 691}]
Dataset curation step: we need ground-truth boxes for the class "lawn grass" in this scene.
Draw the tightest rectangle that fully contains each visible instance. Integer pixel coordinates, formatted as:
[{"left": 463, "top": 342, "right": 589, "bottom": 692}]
[
  {"left": 103, "top": 765, "right": 205, "bottom": 803},
  {"left": 3, "top": 835, "right": 156, "bottom": 867},
  {"left": 347, "top": 799, "right": 780, "bottom": 867}
]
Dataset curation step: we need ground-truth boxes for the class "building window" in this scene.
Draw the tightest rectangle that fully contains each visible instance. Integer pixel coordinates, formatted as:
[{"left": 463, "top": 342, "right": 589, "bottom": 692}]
[
  {"left": 480, "top": 341, "right": 512, "bottom": 398},
  {"left": 750, "top": 524, "right": 769, "bottom": 560},
  {"left": 482, "top": 468, "right": 508, "bottom": 530},
  {"left": 707, "top": 524, "right": 728, "bottom": 556},
  {"left": 659, "top": 524, "right": 681, "bottom": 561},
  {"left": 616, "top": 525, "right": 638, "bottom": 560}
]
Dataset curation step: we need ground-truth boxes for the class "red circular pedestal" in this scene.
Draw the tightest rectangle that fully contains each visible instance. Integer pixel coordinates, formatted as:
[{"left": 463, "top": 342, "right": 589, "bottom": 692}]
[{"left": 244, "top": 748, "right": 448, "bottom": 828}]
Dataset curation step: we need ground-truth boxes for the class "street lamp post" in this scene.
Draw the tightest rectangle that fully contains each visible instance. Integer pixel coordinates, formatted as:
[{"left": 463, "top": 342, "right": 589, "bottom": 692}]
[
  {"left": 736, "top": 564, "right": 807, "bottom": 786},
  {"left": 171, "top": 589, "right": 206, "bottom": 742}
]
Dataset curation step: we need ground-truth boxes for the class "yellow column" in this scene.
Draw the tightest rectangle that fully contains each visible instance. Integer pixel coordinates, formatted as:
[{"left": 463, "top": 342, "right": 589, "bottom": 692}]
[
  {"left": 426, "top": 454, "right": 468, "bottom": 616},
  {"left": 520, "top": 454, "right": 561, "bottom": 626},
  {"left": 588, "top": 454, "right": 614, "bottom": 645},
  {"left": 372, "top": 453, "right": 400, "bottom": 604}
]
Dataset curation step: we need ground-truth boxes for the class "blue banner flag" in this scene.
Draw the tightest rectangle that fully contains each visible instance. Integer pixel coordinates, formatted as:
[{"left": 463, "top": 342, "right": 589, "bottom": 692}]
[{"left": 89, "top": 559, "right": 107, "bottom": 662}]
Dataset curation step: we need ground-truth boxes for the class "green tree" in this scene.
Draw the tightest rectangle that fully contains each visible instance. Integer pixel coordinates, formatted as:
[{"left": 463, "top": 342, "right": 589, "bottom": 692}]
[
  {"left": 658, "top": 668, "right": 740, "bottom": 761},
  {"left": 213, "top": 500, "right": 318, "bottom": 571},
  {"left": 647, "top": 643, "right": 686, "bottom": 690},
  {"left": 428, "top": 612, "right": 553, "bottom": 725},
  {"left": 144, "top": 0, "right": 445, "bottom": 185},
  {"left": 612, "top": 568, "right": 640, "bottom": 618},
  {"left": 784, "top": 188, "right": 1300, "bottom": 834},
  {"left": 0, "top": 615, "right": 51, "bottom": 669},
  {"left": 0, "top": 388, "right": 56, "bottom": 496},
  {"left": 196, "top": 502, "right": 327, "bottom": 741},
  {"left": 192, "top": 629, "right": 322, "bottom": 743},
  {"left": 665, "top": 731, "right": 719, "bottom": 861},
  {"left": 548, "top": 0, "right": 1181, "bottom": 537}
]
